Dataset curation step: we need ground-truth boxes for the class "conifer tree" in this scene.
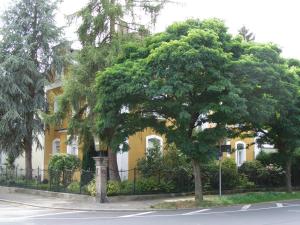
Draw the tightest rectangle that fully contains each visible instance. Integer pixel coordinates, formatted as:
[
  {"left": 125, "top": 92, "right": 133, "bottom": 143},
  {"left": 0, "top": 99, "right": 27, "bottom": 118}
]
[{"left": 0, "top": 0, "right": 65, "bottom": 178}]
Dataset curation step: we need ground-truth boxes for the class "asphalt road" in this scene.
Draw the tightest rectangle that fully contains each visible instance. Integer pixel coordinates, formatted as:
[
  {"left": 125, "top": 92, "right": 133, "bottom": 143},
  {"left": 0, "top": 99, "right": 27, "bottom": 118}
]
[{"left": 1, "top": 201, "right": 300, "bottom": 225}]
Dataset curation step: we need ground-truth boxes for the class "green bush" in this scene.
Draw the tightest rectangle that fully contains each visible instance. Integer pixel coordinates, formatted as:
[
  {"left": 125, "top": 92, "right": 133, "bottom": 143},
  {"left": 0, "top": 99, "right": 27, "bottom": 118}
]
[
  {"left": 48, "top": 154, "right": 81, "bottom": 186},
  {"left": 67, "top": 181, "right": 81, "bottom": 193},
  {"left": 135, "top": 177, "right": 174, "bottom": 194},
  {"left": 239, "top": 160, "right": 264, "bottom": 183},
  {"left": 86, "top": 178, "right": 96, "bottom": 196},
  {"left": 107, "top": 181, "right": 121, "bottom": 195},
  {"left": 204, "top": 158, "right": 240, "bottom": 190},
  {"left": 238, "top": 174, "right": 256, "bottom": 189},
  {"left": 256, "top": 152, "right": 285, "bottom": 167},
  {"left": 258, "top": 164, "right": 285, "bottom": 187},
  {"left": 137, "top": 143, "right": 193, "bottom": 192},
  {"left": 239, "top": 159, "right": 285, "bottom": 187}
]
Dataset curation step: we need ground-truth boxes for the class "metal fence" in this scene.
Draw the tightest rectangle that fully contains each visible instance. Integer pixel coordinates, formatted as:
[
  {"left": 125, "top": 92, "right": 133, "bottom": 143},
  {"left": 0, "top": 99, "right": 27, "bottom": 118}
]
[
  {"left": 0, "top": 165, "right": 94, "bottom": 195},
  {"left": 107, "top": 167, "right": 194, "bottom": 196}
]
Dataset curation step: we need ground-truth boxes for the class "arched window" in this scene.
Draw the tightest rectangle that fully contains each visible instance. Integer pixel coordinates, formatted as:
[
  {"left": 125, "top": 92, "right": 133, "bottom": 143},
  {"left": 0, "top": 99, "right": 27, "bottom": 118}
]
[
  {"left": 235, "top": 141, "right": 246, "bottom": 166},
  {"left": 53, "top": 97, "right": 59, "bottom": 113},
  {"left": 146, "top": 135, "right": 163, "bottom": 152},
  {"left": 67, "top": 136, "right": 78, "bottom": 156},
  {"left": 52, "top": 139, "right": 60, "bottom": 155}
]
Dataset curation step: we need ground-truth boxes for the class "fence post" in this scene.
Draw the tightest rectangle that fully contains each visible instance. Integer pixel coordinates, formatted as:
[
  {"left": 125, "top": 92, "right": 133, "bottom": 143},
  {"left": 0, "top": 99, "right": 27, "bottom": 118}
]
[
  {"left": 158, "top": 169, "right": 161, "bottom": 186},
  {"left": 133, "top": 168, "right": 136, "bottom": 194},
  {"left": 93, "top": 156, "right": 109, "bottom": 203},
  {"left": 15, "top": 166, "right": 18, "bottom": 180},
  {"left": 37, "top": 167, "right": 40, "bottom": 189},
  {"left": 79, "top": 169, "right": 84, "bottom": 194}
]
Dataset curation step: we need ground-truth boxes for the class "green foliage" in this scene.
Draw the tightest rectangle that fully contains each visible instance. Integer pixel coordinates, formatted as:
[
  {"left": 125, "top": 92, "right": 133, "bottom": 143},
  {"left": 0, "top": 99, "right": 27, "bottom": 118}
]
[
  {"left": 204, "top": 159, "right": 240, "bottom": 190},
  {"left": 86, "top": 178, "right": 97, "bottom": 196},
  {"left": 258, "top": 164, "right": 285, "bottom": 187},
  {"left": 137, "top": 143, "right": 164, "bottom": 177},
  {"left": 67, "top": 181, "right": 81, "bottom": 193},
  {"left": 135, "top": 177, "right": 174, "bottom": 194},
  {"left": 0, "top": 0, "right": 65, "bottom": 177},
  {"left": 256, "top": 152, "right": 285, "bottom": 167},
  {"left": 137, "top": 143, "right": 193, "bottom": 191},
  {"left": 239, "top": 159, "right": 285, "bottom": 187},
  {"left": 48, "top": 154, "right": 81, "bottom": 186},
  {"left": 239, "top": 160, "right": 264, "bottom": 182}
]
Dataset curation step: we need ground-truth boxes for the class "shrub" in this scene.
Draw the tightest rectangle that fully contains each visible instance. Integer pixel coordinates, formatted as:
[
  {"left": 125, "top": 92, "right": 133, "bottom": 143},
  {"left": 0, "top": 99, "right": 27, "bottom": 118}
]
[
  {"left": 67, "top": 181, "right": 81, "bottom": 193},
  {"left": 135, "top": 177, "right": 174, "bottom": 194},
  {"left": 137, "top": 143, "right": 193, "bottom": 192},
  {"left": 107, "top": 181, "right": 121, "bottom": 195},
  {"left": 137, "top": 143, "right": 164, "bottom": 178},
  {"left": 238, "top": 174, "right": 255, "bottom": 189},
  {"left": 205, "top": 158, "right": 240, "bottom": 190},
  {"left": 239, "top": 160, "right": 264, "bottom": 183},
  {"left": 48, "top": 154, "right": 81, "bottom": 186},
  {"left": 256, "top": 152, "right": 285, "bottom": 167},
  {"left": 86, "top": 178, "right": 96, "bottom": 196},
  {"left": 258, "top": 163, "right": 285, "bottom": 187}
]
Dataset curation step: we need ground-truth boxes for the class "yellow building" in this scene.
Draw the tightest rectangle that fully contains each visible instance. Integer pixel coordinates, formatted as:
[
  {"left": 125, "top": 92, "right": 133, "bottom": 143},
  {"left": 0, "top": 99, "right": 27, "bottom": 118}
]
[{"left": 44, "top": 70, "right": 259, "bottom": 180}]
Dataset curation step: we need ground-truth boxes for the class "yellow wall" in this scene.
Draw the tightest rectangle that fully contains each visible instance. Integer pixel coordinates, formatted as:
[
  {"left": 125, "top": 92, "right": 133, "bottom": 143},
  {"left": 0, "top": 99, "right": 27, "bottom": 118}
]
[
  {"left": 44, "top": 86, "right": 83, "bottom": 173},
  {"left": 128, "top": 128, "right": 166, "bottom": 179}
]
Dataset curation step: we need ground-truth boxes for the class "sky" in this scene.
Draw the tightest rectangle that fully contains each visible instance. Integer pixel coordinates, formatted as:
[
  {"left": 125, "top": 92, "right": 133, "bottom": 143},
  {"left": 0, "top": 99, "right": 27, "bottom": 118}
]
[{"left": 1, "top": 0, "right": 300, "bottom": 59}]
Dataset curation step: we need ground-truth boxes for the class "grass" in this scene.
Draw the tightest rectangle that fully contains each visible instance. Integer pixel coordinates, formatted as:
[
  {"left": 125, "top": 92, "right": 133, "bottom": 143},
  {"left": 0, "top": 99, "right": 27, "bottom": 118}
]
[{"left": 151, "top": 191, "right": 300, "bottom": 209}]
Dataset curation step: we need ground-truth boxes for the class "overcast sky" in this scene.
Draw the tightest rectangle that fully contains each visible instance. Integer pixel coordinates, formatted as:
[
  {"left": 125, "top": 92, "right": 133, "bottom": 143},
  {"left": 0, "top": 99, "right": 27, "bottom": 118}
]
[{"left": 1, "top": 0, "right": 300, "bottom": 59}]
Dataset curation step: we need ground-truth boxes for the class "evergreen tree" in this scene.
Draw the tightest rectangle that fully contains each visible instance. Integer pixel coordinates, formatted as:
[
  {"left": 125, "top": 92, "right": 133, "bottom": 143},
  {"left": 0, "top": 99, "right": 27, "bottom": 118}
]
[{"left": 0, "top": 0, "right": 65, "bottom": 179}]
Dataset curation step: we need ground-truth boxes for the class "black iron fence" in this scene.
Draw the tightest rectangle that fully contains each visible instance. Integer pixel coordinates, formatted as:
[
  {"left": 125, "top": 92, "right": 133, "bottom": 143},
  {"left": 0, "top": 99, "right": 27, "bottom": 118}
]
[
  {"left": 0, "top": 165, "right": 94, "bottom": 195},
  {"left": 0, "top": 164, "right": 293, "bottom": 197},
  {"left": 106, "top": 167, "right": 194, "bottom": 196}
]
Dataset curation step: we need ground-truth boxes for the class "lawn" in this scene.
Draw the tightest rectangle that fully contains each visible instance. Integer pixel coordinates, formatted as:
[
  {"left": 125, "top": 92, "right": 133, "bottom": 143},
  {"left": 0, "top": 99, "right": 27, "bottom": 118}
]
[{"left": 151, "top": 192, "right": 300, "bottom": 209}]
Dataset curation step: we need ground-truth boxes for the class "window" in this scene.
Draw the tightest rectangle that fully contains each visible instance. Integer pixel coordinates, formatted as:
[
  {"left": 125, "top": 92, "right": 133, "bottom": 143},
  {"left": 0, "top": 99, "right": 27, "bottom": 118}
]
[
  {"left": 52, "top": 139, "right": 60, "bottom": 155},
  {"left": 67, "top": 136, "right": 78, "bottom": 156},
  {"left": 146, "top": 135, "right": 163, "bottom": 151},
  {"left": 53, "top": 97, "right": 59, "bottom": 113},
  {"left": 55, "top": 66, "right": 64, "bottom": 80},
  {"left": 236, "top": 142, "right": 246, "bottom": 166}
]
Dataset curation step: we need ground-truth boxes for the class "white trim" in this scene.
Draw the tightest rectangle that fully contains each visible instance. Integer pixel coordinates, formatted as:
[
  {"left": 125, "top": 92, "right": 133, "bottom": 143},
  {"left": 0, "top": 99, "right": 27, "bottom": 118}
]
[
  {"left": 52, "top": 138, "right": 60, "bottom": 155},
  {"left": 45, "top": 80, "right": 62, "bottom": 92},
  {"left": 146, "top": 135, "right": 163, "bottom": 151},
  {"left": 235, "top": 141, "right": 246, "bottom": 166},
  {"left": 67, "top": 135, "right": 79, "bottom": 156}
]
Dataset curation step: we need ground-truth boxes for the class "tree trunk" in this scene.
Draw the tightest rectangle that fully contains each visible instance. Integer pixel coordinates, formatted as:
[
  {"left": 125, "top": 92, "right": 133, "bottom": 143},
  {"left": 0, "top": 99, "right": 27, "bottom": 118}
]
[
  {"left": 108, "top": 148, "right": 121, "bottom": 182},
  {"left": 192, "top": 159, "right": 203, "bottom": 202},
  {"left": 285, "top": 157, "right": 292, "bottom": 192},
  {"left": 24, "top": 137, "right": 32, "bottom": 180}
]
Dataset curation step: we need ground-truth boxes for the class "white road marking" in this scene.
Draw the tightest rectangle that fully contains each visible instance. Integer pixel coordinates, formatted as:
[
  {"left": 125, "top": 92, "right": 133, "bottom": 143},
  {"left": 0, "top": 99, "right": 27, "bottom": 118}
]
[
  {"left": 120, "top": 211, "right": 155, "bottom": 218},
  {"left": 241, "top": 204, "right": 251, "bottom": 211},
  {"left": 276, "top": 203, "right": 283, "bottom": 208},
  {"left": 182, "top": 209, "right": 211, "bottom": 215}
]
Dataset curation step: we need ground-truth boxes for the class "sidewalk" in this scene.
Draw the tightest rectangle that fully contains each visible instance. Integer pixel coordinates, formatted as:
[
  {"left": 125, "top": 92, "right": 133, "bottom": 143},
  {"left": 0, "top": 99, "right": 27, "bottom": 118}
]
[{"left": 0, "top": 190, "right": 192, "bottom": 211}]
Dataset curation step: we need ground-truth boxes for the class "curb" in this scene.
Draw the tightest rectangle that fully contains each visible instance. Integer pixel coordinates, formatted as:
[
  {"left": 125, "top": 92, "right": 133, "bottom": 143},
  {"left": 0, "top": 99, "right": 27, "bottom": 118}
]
[{"left": 0, "top": 198, "right": 158, "bottom": 212}]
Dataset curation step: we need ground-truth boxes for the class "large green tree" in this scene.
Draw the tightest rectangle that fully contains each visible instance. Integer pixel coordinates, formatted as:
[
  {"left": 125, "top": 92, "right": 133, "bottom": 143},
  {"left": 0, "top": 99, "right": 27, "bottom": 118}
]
[
  {"left": 48, "top": 0, "right": 169, "bottom": 180},
  {"left": 0, "top": 0, "right": 64, "bottom": 178},
  {"left": 234, "top": 48, "right": 300, "bottom": 192},
  {"left": 95, "top": 19, "right": 251, "bottom": 201}
]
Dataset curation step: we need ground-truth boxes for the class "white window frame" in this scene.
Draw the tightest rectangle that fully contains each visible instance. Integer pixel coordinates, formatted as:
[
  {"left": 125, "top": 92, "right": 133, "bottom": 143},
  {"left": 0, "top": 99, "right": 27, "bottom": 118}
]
[
  {"left": 67, "top": 136, "right": 79, "bottom": 156},
  {"left": 52, "top": 138, "right": 60, "bottom": 155},
  {"left": 53, "top": 96, "right": 59, "bottom": 113},
  {"left": 146, "top": 135, "right": 163, "bottom": 152},
  {"left": 235, "top": 141, "right": 246, "bottom": 166}
]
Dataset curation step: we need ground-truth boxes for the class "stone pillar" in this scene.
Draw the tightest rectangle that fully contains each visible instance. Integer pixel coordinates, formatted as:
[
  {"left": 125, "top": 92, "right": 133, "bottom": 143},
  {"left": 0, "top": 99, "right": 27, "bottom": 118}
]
[{"left": 93, "top": 156, "right": 109, "bottom": 203}]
